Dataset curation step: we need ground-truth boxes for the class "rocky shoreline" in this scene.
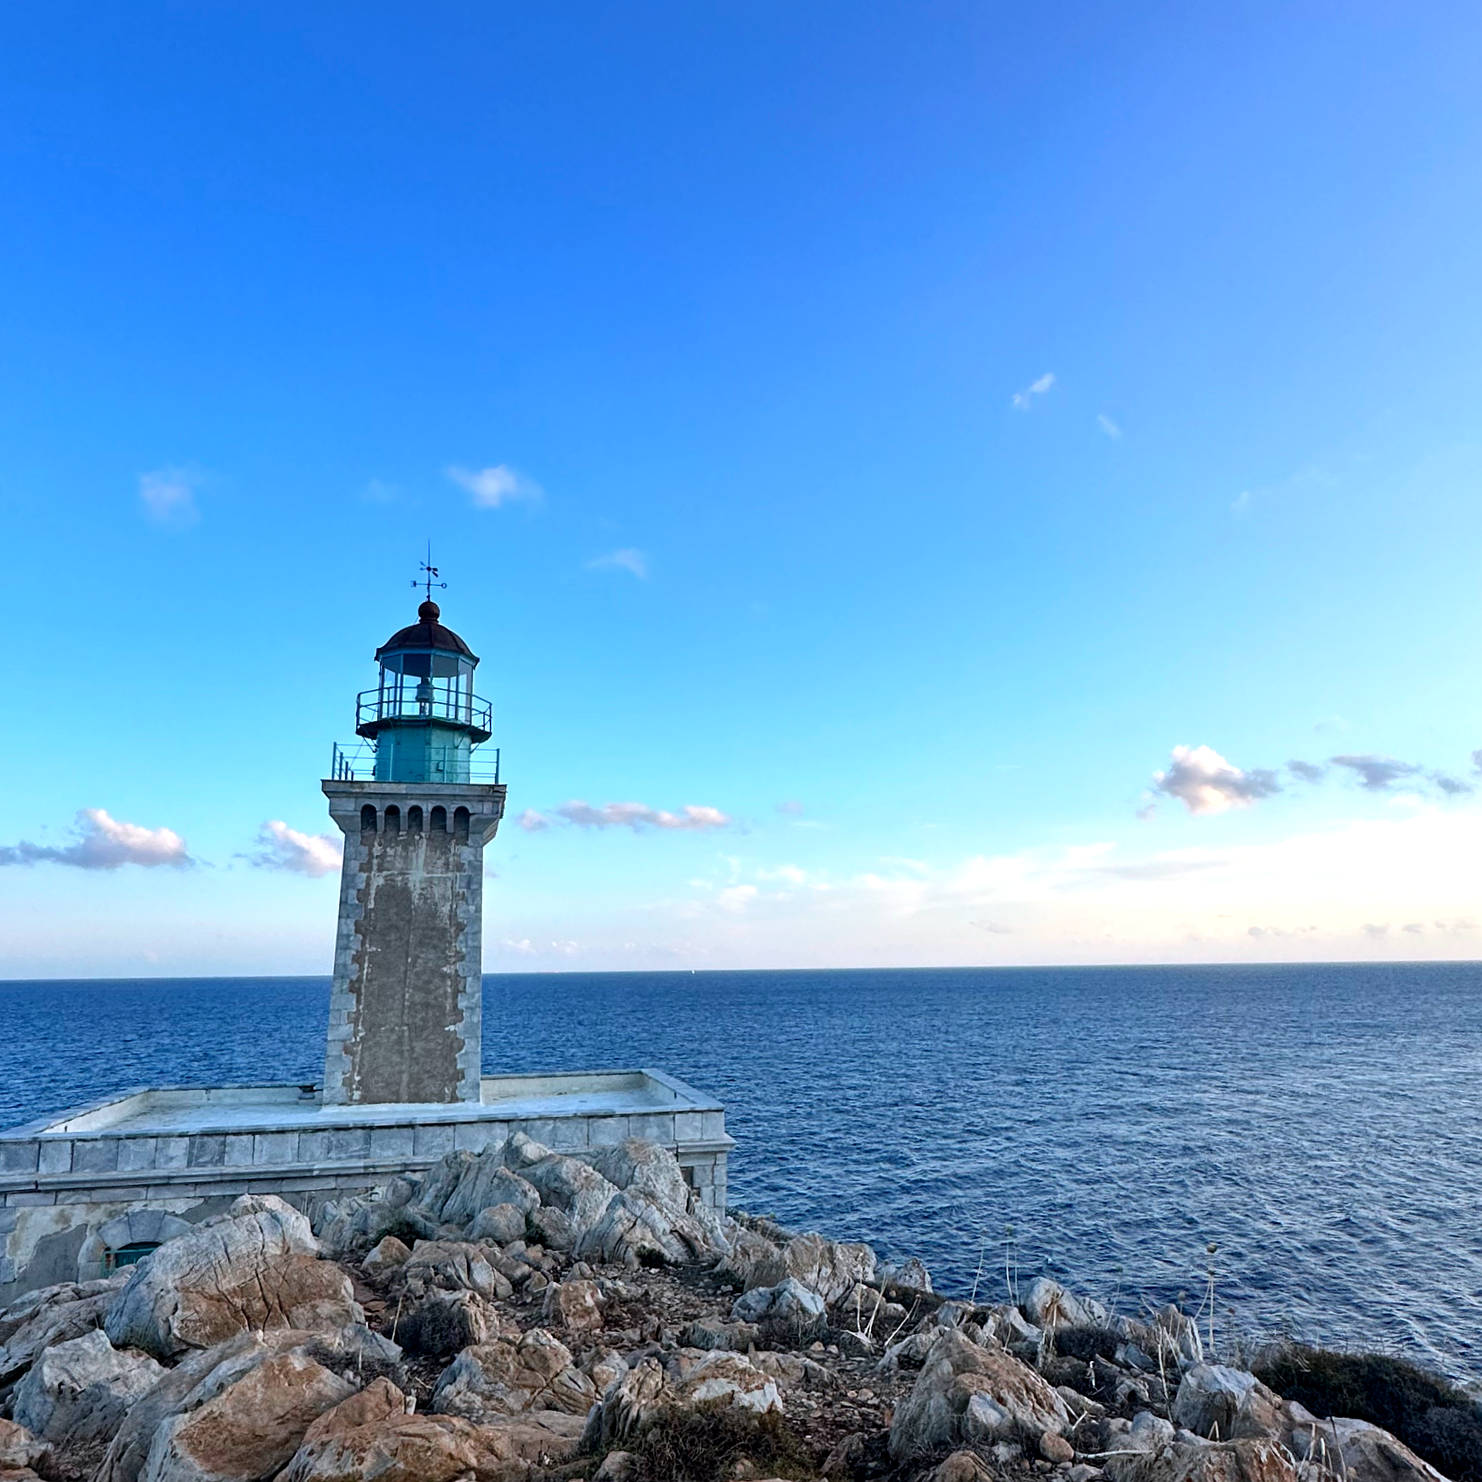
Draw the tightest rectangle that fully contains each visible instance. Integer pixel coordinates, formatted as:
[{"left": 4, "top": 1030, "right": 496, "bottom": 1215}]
[{"left": 0, "top": 1133, "right": 1475, "bottom": 1482}]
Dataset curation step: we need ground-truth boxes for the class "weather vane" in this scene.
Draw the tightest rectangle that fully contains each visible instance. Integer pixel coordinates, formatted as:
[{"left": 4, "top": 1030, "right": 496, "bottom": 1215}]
[{"left": 413, "top": 541, "right": 448, "bottom": 603}]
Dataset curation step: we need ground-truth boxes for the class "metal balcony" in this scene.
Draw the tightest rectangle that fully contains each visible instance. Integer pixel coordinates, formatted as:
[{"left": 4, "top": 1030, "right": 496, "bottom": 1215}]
[{"left": 355, "top": 683, "right": 492, "bottom": 742}]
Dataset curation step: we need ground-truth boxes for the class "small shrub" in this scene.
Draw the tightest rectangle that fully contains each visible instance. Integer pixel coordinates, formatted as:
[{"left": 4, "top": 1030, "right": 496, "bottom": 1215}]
[
  {"left": 1255, "top": 1347, "right": 1482, "bottom": 1482},
  {"left": 629, "top": 1404, "right": 815, "bottom": 1482},
  {"left": 1054, "top": 1325, "right": 1120, "bottom": 1363}
]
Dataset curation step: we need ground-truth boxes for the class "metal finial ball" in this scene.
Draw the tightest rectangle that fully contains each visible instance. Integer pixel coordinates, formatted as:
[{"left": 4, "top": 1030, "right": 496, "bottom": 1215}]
[{"left": 418, "top": 599, "right": 441, "bottom": 623}]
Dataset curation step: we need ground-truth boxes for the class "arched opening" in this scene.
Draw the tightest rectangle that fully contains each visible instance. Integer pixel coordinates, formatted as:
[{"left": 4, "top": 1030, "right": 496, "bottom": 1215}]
[
  {"left": 105, "top": 1241, "right": 160, "bottom": 1273},
  {"left": 454, "top": 806, "right": 470, "bottom": 842},
  {"left": 360, "top": 804, "right": 378, "bottom": 833},
  {"left": 407, "top": 805, "right": 424, "bottom": 832},
  {"left": 430, "top": 806, "right": 448, "bottom": 833},
  {"left": 384, "top": 805, "right": 401, "bottom": 835}
]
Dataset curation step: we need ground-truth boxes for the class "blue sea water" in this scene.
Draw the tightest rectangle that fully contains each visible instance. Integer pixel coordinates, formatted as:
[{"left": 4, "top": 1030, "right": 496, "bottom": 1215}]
[{"left": 2, "top": 964, "right": 1481, "bottom": 1381}]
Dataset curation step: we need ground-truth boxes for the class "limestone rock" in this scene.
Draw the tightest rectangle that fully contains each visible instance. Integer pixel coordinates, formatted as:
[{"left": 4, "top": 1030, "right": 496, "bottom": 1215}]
[
  {"left": 587, "top": 1358, "right": 673, "bottom": 1448},
  {"left": 1104, "top": 1439, "right": 1297, "bottom": 1482},
  {"left": 0, "top": 1281, "right": 127, "bottom": 1386},
  {"left": 105, "top": 1199, "right": 359, "bottom": 1359},
  {"left": 361, "top": 1236, "right": 411, "bottom": 1274},
  {"left": 1023, "top": 1277, "right": 1109, "bottom": 1332},
  {"left": 11, "top": 1328, "right": 166, "bottom": 1447},
  {"left": 398, "top": 1241, "right": 511, "bottom": 1300},
  {"left": 678, "top": 1318, "right": 762, "bottom": 1352},
  {"left": 672, "top": 1350, "right": 782, "bottom": 1413},
  {"left": 542, "top": 1278, "right": 604, "bottom": 1334},
  {"left": 137, "top": 1349, "right": 354, "bottom": 1482},
  {"left": 394, "top": 1290, "right": 505, "bottom": 1357},
  {"left": 1042, "top": 1430, "right": 1077, "bottom": 1463},
  {"left": 0, "top": 1420, "right": 50, "bottom": 1474},
  {"left": 715, "top": 1228, "right": 782, "bottom": 1290},
  {"left": 1174, "top": 1366, "right": 1286, "bottom": 1442},
  {"left": 889, "top": 1329, "right": 1072, "bottom": 1460},
  {"left": 296, "top": 1378, "right": 414, "bottom": 1448},
  {"left": 431, "top": 1328, "right": 595, "bottom": 1419},
  {"left": 745, "top": 1232, "right": 876, "bottom": 1306},
  {"left": 581, "top": 1347, "right": 630, "bottom": 1394},
  {"left": 588, "top": 1137, "right": 691, "bottom": 1211},
  {"left": 515, "top": 1151, "right": 619, "bottom": 1242},
  {"left": 892, "top": 1258, "right": 934, "bottom": 1294},
  {"left": 468, "top": 1203, "right": 525, "bottom": 1245},
  {"left": 927, "top": 1450, "right": 994, "bottom": 1482},
  {"left": 730, "top": 1277, "right": 827, "bottom": 1342},
  {"left": 1287, "top": 1416, "right": 1449, "bottom": 1482}
]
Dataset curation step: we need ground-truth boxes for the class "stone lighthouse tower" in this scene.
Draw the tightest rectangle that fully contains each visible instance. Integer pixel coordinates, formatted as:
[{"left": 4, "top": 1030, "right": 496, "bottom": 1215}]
[{"left": 321, "top": 595, "right": 506, "bottom": 1106}]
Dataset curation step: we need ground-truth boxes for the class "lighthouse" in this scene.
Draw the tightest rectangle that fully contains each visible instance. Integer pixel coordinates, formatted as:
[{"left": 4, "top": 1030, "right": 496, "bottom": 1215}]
[{"left": 320, "top": 591, "right": 506, "bottom": 1106}]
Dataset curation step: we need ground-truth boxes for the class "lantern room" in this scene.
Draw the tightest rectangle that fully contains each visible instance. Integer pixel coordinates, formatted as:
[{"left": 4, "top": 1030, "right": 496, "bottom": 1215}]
[{"left": 355, "top": 599, "right": 492, "bottom": 784}]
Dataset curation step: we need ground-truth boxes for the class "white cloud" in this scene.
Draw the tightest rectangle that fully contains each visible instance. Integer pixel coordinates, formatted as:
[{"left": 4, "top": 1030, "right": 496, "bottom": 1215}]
[
  {"left": 1011, "top": 372, "right": 1055, "bottom": 410},
  {"left": 0, "top": 809, "right": 193, "bottom": 869},
  {"left": 1097, "top": 414, "right": 1122, "bottom": 439},
  {"left": 717, "top": 884, "right": 758, "bottom": 912},
  {"left": 446, "top": 464, "right": 543, "bottom": 509},
  {"left": 587, "top": 548, "right": 648, "bottom": 579},
  {"left": 1152, "top": 745, "right": 1281, "bottom": 815},
  {"left": 139, "top": 468, "right": 200, "bottom": 528},
  {"left": 249, "top": 821, "right": 341, "bottom": 878},
  {"left": 521, "top": 800, "right": 731, "bottom": 833}
]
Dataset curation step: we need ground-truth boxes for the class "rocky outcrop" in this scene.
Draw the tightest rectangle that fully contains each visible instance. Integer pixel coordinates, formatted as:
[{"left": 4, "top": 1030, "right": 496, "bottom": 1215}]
[
  {"left": 744, "top": 1231, "right": 877, "bottom": 1306},
  {"left": 1105, "top": 1438, "right": 1299, "bottom": 1482},
  {"left": 10, "top": 1328, "right": 165, "bottom": 1446},
  {"left": 889, "top": 1329, "right": 1072, "bottom": 1459},
  {"left": 104, "top": 1196, "right": 360, "bottom": 1360},
  {"left": 1174, "top": 1365, "right": 1288, "bottom": 1442},
  {"left": 0, "top": 1275, "right": 129, "bottom": 1386},
  {"left": 0, "top": 1418, "right": 51, "bottom": 1474},
  {"left": 430, "top": 1329, "right": 595, "bottom": 1420}
]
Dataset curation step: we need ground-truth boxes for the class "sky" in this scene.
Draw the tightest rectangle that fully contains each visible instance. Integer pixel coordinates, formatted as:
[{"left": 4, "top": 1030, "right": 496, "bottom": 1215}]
[{"left": 3, "top": 2, "right": 1482, "bottom": 976}]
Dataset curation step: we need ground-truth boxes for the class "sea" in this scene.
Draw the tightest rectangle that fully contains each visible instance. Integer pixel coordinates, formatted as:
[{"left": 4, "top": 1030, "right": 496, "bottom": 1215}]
[{"left": 2, "top": 963, "right": 1480, "bottom": 1383}]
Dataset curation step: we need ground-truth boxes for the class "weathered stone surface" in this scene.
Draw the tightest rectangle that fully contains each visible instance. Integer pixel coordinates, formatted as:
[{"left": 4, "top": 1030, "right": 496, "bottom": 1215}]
[
  {"left": 893, "top": 1257, "right": 934, "bottom": 1294},
  {"left": 715, "top": 1228, "right": 781, "bottom": 1290},
  {"left": 1174, "top": 1366, "right": 1286, "bottom": 1442},
  {"left": 731, "top": 1277, "right": 827, "bottom": 1342},
  {"left": 926, "top": 1449, "right": 994, "bottom": 1482},
  {"left": 587, "top": 1358, "right": 672, "bottom": 1448},
  {"left": 431, "top": 1328, "right": 595, "bottom": 1419},
  {"left": 105, "top": 1197, "right": 359, "bottom": 1359},
  {"left": 745, "top": 1232, "right": 876, "bottom": 1306},
  {"left": 542, "top": 1278, "right": 604, "bottom": 1334},
  {"left": 296, "top": 1378, "right": 414, "bottom": 1448},
  {"left": 468, "top": 1204, "right": 525, "bottom": 1245},
  {"left": 394, "top": 1290, "right": 504, "bottom": 1357},
  {"left": 431, "top": 1151, "right": 542, "bottom": 1232},
  {"left": 679, "top": 1318, "right": 762, "bottom": 1352},
  {"left": 890, "top": 1329, "right": 1072, "bottom": 1460},
  {"left": 589, "top": 1138, "right": 691, "bottom": 1211},
  {"left": 1023, "top": 1277, "right": 1109, "bottom": 1332},
  {"left": 138, "top": 1349, "right": 354, "bottom": 1482},
  {"left": 11, "top": 1328, "right": 165, "bottom": 1447},
  {"left": 672, "top": 1351, "right": 783, "bottom": 1412},
  {"left": 398, "top": 1241, "right": 511, "bottom": 1300},
  {"left": 0, "top": 1420, "right": 50, "bottom": 1474},
  {"left": 361, "top": 1236, "right": 411, "bottom": 1274},
  {"left": 279, "top": 1408, "right": 578, "bottom": 1482},
  {"left": 1287, "top": 1416, "right": 1449, "bottom": 1482},
  {"left": 515, "top": 1149, "right": 619, "bottom": 1241},
  {"left": 0, "top": 1282, "right": 126, "bottom": 1385},
  {"left": 526, "top": 1205, "right": 575, "bottom": 1252},
  {"left": 1105, "top": 1439, "right": 1297, "bottom": 1482}
]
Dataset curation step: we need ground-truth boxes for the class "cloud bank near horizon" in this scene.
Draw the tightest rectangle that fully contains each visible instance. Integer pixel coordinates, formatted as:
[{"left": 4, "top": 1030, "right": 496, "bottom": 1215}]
[
  {"left": 519, "top": 800, "right": 731, "bottom": 833},
  {"left": 0, "top": 809, "right": 194, "bottom": 870}
]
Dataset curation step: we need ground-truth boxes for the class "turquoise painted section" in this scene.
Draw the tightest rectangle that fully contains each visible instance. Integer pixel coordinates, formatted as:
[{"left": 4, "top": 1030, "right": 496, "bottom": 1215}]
[{"left": 373, "top": 721, "right": 473, "bottom": 783}]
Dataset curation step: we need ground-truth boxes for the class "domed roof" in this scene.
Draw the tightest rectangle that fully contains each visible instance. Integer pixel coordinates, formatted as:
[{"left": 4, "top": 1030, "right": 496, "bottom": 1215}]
[{"left": 374, "top": 600, "right": 477, "bottom": 661}]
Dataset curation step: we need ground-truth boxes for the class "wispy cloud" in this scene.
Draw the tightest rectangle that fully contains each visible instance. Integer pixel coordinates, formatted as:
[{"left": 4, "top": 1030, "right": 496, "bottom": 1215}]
[
  {"left": 1287, "top": 760, "right": 1326, "bottom": 783},
  {"left": 775, "top": 800, "right": 805, "bottom": 817},
  {"left": 1097, "top": 414, "right": 1122, "bottom": 439},
  {"left": 1011, "top": 372, "right": 1055, "bottom": 410},
  {"left": 445, "top": 464, "right": 543, "bottom": 509},
  {"left": 0, "top": 809, "right": 194, "bottom": 869},
  {"left": 139, "top": 468, "right": 200, "bottom": 528},
  {"left": 1231, "top": 490, "right": 1253, "bottom": 514},
  {"left": 520, "top": 800, "right": 731, "bottom": 833},
  {"left": 1330, "top": 754, "right": 1422, "bottom": 791},
  {"left": 248, "top": 821, "right": 341, "bottom": 878},
  {"left": 586, "top": 548, "right": 648, "bottom": 579},
  {"left": 1151, "top": 745, "right": 1281, "bottom": 816}
]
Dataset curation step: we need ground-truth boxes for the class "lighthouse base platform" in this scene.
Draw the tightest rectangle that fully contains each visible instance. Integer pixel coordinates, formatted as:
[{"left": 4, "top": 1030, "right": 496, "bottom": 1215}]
[{"left": 0, "top": 1069, "right": 732, "bottom": 1302}]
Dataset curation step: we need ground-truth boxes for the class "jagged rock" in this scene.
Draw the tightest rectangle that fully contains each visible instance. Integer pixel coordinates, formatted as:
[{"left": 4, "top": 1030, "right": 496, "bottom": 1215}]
[
  {"left": 394, "top": 1291, "right": 504, "bottom": 1357},
  {"left": 296, "top": 1379, "right": 414, "bottom": 1446},
  {"left": 1023, "top": 1277, "right": 1109, "bottom": 1332},
  {"left": 584, "top": 1352, "right": 778, "bottom": 1449},
  {"left": 1286, "top": 1415, "right": 1449, "bottom": 1482},
  {"left": 1174, "top": 1366, "right": 1286, "bottom": 1442},
  {"left": 0, "top": 1420, "right": 50, "bottom": 1473},
  {"left": 594, "top": 1449, "right": 636, "bottom": 1482},
  {"left": 749, "top": 1352, "right": 837, "bottom": 1390},
  {"left": 672, "top": 1350, "right": 782, "bottom": 1412},
  {"left": 279, "top": 1407, "right": 579, "bottom": 1482},
  {"left": 589, "top": 1138, "right": 691, "bottom": 1211},
  {"left": 138, "top": 1349, "right": 354, "bottom": 1482},
  {"left": 0, "top": 1276, "right": 130, "bottom": 1385},
  {"left": 586, "top": 1359, "right": 671, "bottom": 1448},
  {"left": 833, "top": 1282, "right": 909, "bottom": 1337},
  {"left": 468, "top": 1203, "right": 525, "bottom": 1245},
  {"left": 927, "top": 1450, "right": 994, "bottom": 1482},
  {"left": 715, "top": 1228, "right": 782, "bottom": 1290},
  {"left": 876, "top": 1329, "right": 941, "bottom": 1372},
  {"left": 730, "top": 1277, "right": 827, "bottom": 1342},
  {"left": 745, "top": 1232, "right": 876, "bottom": 1306},
  {"left": 508, "top": 1141, "right": 619, "bottom": 1238},
  {"left": 397, "top": 1241, "right": 512, "bottom": 1300},
  {"left": 1128, "top": 1412, "right": 1177, "bottom": 1450},
  {"left": 436, "top": 1153, "right": 537, "bottom": 1231},
  {"left": 542, "top": 1279, "right": 604, "bottom": 1334},
  {"left": 527, "top": 1205, "right": 575, "bottom": 1252},
  {"left": 678, "top": 1319, "right": 761, "bottom": 1352},
  {"left": 11, "top": 1328, "right": 166, "bottom": 1447},
  {"left": 105, "top": 1196, "right": 360, "bottom": 1359},
  {"left": 889, "top": 1329, "right": 1072, "bottom": 1460},
  {"left": 431, "top": 1328, "right": 595, "bottom": 1419},
  {"left": 1150, "top": 1305, "right": 1205, "bottom": 1366},
  {"left": 362, "top": 1236, "right": 411, "bottom": 1274},
  {"left": 893, "top": 1258, "right": 934, "bottom": 1294},
  {"left": 823, "top": 1433, "right": 872, "bottom": 1480},
  {"left": 580, "top": 1346, "right": 630, "bottom": 1394},
  {"left": 576, "top": 1190, "right": 710, "bottom": 1265},
  {"left": 1104, "top": 1439, "right": 1297, "bottom": 1482}
]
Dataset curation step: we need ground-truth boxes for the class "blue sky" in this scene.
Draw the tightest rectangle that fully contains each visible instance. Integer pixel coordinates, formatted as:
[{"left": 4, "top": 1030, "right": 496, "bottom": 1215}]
[{"left": 4, "top": 3, "right": 1482, "bottom": 975}]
